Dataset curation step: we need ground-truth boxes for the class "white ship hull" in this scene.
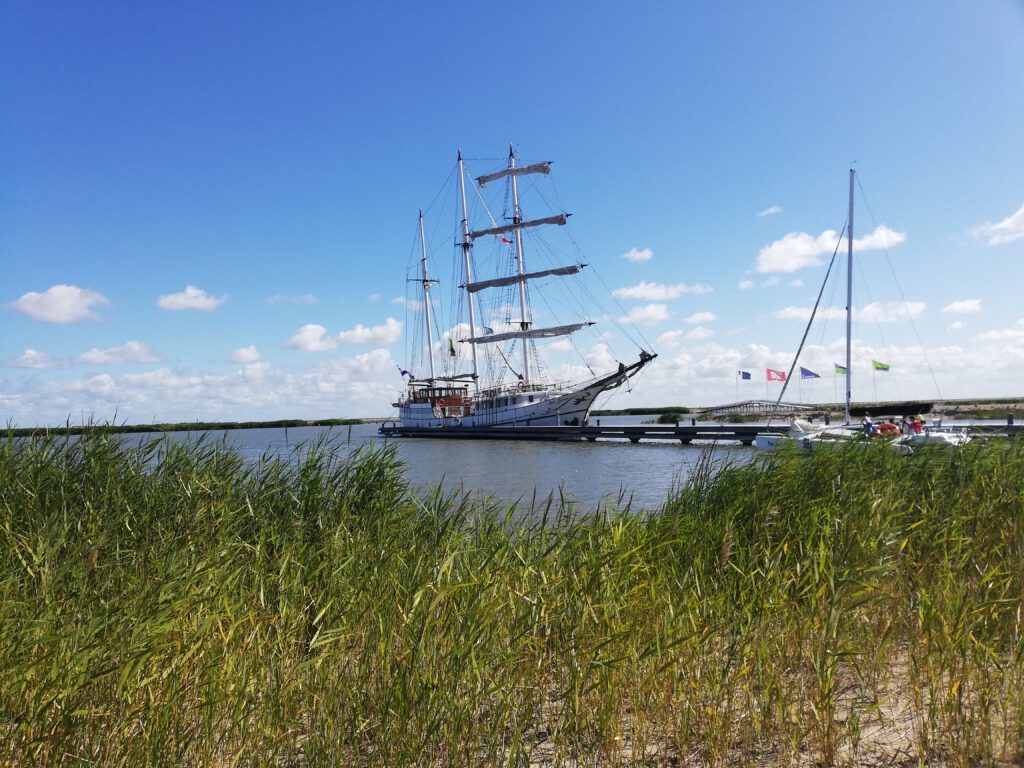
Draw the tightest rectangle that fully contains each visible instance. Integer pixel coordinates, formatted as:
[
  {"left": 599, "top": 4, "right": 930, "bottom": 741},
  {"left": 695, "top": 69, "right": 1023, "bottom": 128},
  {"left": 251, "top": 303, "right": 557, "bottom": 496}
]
[
  {"left": 394, "top": 356, "right": 653, "bottom": 430},
  {"left": 399, "top": 382, "right": 613, "bottom": 429}
]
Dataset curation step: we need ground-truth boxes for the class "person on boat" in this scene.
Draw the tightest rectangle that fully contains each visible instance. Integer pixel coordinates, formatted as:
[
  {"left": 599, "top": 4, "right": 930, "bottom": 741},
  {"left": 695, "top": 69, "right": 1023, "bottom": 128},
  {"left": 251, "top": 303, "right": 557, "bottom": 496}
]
[
  {"left": 878, "top": 420, "right": 899, "bottom": 437},
  {"left": 861, "top": 413, "right": 874, "bottom": 436},
  {"left": 912, "top": 417, "right": 924, "bottom": 434}
]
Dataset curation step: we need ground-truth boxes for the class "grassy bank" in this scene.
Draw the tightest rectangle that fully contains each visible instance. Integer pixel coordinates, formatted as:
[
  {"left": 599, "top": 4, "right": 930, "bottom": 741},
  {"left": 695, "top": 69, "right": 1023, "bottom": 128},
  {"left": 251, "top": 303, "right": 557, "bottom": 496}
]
[{"left": 1, "top": 434, "right": 1022, "bottom": 765}]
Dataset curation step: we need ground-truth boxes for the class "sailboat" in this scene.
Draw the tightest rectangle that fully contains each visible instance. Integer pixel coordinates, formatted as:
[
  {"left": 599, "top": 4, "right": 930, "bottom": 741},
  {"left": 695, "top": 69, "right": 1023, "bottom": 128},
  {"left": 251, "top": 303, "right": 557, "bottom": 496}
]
[
  {"left": 753, "top": 171, "right": 966, "bottom": 454},
  {"left": 754, "top": 170, "right": 967, "bottom": 451},
  {"left": 389, "top": 147, "right": 657, "bottom": 430}
]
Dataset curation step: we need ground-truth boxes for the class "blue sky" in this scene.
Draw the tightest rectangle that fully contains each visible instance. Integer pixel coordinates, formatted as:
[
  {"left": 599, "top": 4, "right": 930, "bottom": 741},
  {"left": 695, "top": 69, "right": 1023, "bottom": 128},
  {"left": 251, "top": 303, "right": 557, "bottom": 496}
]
[{"left": 3, "top": 1, "right": 1023, "bottom": 425}]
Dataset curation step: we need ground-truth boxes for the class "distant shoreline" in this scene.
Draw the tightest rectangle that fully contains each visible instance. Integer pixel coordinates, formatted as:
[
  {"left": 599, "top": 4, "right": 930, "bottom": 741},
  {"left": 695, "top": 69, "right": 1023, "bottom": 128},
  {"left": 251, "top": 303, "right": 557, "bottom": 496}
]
[
  {"left": 4, "top": 417, "right": 371, "bottom": 438},
  {"left": 6, "top": 396, "right": 1020, "bottom": 437}
]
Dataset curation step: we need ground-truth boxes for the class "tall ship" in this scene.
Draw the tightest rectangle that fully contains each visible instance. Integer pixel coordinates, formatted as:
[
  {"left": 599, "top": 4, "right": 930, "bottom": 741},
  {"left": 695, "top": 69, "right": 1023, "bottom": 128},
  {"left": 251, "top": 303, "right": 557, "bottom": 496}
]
[{"left": 390, "top": 147, "right": 657, "bottom": 430}]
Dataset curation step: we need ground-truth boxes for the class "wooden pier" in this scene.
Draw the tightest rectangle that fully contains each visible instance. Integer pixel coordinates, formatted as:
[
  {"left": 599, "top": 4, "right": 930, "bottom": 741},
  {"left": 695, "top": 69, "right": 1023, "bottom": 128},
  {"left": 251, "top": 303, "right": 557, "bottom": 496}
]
[
  {"left": 379, "top": 422, "right": 1023, "bottom": 446},
  {"left": 381, "top": 423, "right": 787, "bottom": 446}
]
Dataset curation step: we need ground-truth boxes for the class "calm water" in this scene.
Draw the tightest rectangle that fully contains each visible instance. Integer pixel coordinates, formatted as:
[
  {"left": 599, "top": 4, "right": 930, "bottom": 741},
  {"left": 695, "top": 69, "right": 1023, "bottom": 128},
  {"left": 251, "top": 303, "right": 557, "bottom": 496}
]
[
  {"left": 32, "top": 415, "right": 1002, "bottom": 511},
  {"left": 139, "top": 416, "right": 754, "bottom": 511}
]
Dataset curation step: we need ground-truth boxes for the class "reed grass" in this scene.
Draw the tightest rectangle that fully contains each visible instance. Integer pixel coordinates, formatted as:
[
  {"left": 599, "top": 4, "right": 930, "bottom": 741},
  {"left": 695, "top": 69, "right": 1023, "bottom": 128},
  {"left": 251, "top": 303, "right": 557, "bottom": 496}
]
[{"left": 1, "top": 432, "right": 1022, "bottom": 766}]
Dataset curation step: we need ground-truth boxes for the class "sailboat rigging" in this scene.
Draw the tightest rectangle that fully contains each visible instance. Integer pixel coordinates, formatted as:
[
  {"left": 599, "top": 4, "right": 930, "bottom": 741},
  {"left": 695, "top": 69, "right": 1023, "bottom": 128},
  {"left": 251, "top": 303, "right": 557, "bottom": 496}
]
[
  {"left": 755, "top": 169, "right": 960, "bottom": 451},
  {"left": 389, "top": 146, "right": 657, "bottom": 429}
]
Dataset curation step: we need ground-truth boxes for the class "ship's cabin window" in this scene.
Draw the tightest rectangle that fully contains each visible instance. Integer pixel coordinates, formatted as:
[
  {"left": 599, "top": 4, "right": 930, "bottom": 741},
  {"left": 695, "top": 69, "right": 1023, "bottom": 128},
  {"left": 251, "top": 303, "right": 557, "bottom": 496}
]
[{"left": 528, "top": 395, "right": 534, "bottom": 403}]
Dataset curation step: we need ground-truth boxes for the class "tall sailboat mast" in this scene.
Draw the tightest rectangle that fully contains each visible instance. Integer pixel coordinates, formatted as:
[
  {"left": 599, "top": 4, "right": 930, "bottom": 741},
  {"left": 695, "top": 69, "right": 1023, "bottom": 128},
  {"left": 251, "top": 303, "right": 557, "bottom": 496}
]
[
  {"left": 457, "top": 150, "right": 480, "bottom": 392},
  {"left": 844, "top": 168, "right": 854, "bottom": 423},
  {"left": 508, "top": 145, "right": 533, "bottom": 384},
  {"left": 418, "top": 209, "right": 438, "bottom": 382}
]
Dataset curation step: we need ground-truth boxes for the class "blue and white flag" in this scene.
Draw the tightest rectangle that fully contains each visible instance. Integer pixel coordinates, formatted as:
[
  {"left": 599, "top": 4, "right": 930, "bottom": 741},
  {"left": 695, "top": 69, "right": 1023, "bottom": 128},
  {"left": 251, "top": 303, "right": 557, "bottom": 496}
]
[
  {"left": 484, "top": 326, "right": 495, "bottom": 335},
  {"left": 800, "top": 366, "right": 821, "bottom": 379},
  {"left": 738, "top": 370, "right": 752, "bottom": 380},
  {"left": 397, "top": 366, "right": 414, "bottom": 379}
]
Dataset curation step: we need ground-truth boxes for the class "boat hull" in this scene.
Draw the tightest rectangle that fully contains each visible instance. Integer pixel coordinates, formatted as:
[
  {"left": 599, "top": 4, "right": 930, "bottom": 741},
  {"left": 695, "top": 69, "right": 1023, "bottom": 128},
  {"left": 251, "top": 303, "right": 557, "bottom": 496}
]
[
  {"left": 398, "top": 380, "right": 611, "bottom": 429},
  {"left": 849, "top": 401, "right": 935, "bottom": 418}
]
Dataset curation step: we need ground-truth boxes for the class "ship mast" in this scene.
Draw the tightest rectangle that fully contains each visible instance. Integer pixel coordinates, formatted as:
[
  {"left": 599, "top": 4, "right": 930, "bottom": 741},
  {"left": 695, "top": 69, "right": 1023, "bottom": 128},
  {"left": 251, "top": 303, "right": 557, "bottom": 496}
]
[
  {"left": 457, "top": 150, "right": 480, "bottom": 392},
  {"left": 462, "top": 149, "right": 590, "bottom": 352},
  {"left": 418, "top": 209, "right": 437, "bottom": 382},
  {"left": 508, "top": 145, "right": 533, "bottom": 385},
  {"left": 844, "top": 169, "right": 854, "bottom": 424}
]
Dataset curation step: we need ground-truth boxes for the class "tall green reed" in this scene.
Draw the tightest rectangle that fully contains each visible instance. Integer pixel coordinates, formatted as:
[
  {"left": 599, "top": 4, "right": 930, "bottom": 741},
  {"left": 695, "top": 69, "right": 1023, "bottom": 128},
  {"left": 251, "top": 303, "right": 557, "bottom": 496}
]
[{"left": 1, "top": 432, "right": 1021, "bottom": 765}]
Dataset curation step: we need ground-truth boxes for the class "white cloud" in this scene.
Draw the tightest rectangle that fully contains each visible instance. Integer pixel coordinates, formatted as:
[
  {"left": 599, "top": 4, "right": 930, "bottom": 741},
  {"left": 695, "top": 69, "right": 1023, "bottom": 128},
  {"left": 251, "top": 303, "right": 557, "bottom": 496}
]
[
  {"left": 0, "top": 347, "right": 411, "bottom": 425},
  {"left": 855, "top": 226, "right": 907, "bottom": 251},
  {"left": 756, "top": 205, "right": 783, "bottom": 217},
  {"left": 620, "top": 247, "right": 653, "bottom": 263},
  {"left": 339, "top": 317, "right": 403, "bottom": 345},
  {"left": 655, "top": 325, "right": 714, "bottom": 347},
  {"left": 287, "top": 324, "right": 337, "bottom": 352},
  {"left": 543, "top": 339, "right": 573, "bottom": 354},
  {"left": 947, "top": 321, "right": 965, "bottom": 331},
  {"left": 76, "top": 341, "right": 160, "bottom": 365},
  {"left": 756, "top": 225, "right": 906, "bottom": 274},
  {"left": 5, "top": 328, "right": 1024, "bottom": 425},
  {"left": 858, "top": 301, "right": 926, "bottom": 323},
  {"left": 268, "top": 294, "right": 318, "bottom": 305},
  {"left": 391, "top": 295, "right": 424, "bottom": 310},
  {"left": 977, "top": 319, "right": 1024, "bottom": 341},
  {"left": 757, "top": 231, "right": 839, "bottom": 274},
  {"left": 612, "top": 281, "right": 712, "bottom": 300},
  {"left": 971, "top": 203, "right": 1024, "bottom": 246},
  {"left": 790, "top": 279, "right": 804, "bottom": 288},
  {"left": 738, "top": 279, "right": 755, "bottom": 290},
  {"left": 773, "top": 301, "right": 925, "bottom": 323},
  {"left": 10, "top": 284, "right": 109, "bottom": 323},
  {"left": 656, "top": 330, "right": 686, "bottom": 349},
  {"left": 2, "top": 349, "right": 62, "bottom": 369},
  {"left": 621, "top": 303, "right": 670, "bottom": 326},
  {"left": 157, "top": 285, "right": 226, "bottom": 311},
  {"left": 230, "top": 345, "right": 261, "bottom": 364},
  {"left": 941, "top": 299, "right": 982, "bottom": 315},
  {"left": 761, "top": 276, "right": 781, "bottom": 287},
  {"left": 303, "top": 349, "right": 405, "bottom": 401},
  {"left": 773, "top": 306, "right": 847, "bottom": 321},
  {"left": 368, "top": 293, "right": 381, "bottom": 302},
  {"left": 685, "top": 311, "right": 716, "bottom": 324}
]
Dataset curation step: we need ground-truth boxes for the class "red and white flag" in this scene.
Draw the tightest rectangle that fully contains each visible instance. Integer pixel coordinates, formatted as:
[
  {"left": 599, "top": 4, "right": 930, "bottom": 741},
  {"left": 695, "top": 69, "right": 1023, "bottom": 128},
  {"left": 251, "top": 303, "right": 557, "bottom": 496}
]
[{"left": 767, "top": 368, "right": 787, "bottom": 382}]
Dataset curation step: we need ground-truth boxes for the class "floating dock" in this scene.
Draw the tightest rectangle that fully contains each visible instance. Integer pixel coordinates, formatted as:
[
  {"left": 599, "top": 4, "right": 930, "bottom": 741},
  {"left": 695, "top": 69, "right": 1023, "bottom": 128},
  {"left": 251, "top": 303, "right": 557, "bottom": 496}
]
[{"left": 379, "top": 422, "right": 1023, "bottom": 446}]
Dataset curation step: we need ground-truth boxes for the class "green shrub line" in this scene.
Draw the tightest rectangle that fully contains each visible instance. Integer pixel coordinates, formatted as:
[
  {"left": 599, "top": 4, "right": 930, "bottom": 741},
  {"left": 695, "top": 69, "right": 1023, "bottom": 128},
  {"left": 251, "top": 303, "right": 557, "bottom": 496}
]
[
  {"left": 4, "top": 417, "right": 365, "bottom": 438},
  {"left": 1, "top": 434, "right": 1022, "bottom": 765}
]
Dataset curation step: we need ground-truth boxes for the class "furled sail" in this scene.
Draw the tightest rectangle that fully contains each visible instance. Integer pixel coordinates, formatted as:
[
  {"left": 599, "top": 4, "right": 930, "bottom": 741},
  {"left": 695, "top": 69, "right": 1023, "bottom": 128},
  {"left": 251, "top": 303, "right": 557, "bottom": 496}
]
[
  {"left": 465, "top": 321, "right": 594, "bottom": 345},
  {"left": 470, "top": 213, "right": 568, "bottom": 240},
  {"left": 477, "top": 161, "right": 552, "bottom": 187},
  {"left": 464, "top": 264, "right": 585, "bottom": 294}
]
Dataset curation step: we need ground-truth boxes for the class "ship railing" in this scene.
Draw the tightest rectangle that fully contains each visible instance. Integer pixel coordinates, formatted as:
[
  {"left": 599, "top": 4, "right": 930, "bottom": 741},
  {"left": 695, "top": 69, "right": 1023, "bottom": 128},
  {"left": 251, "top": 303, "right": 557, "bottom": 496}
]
[{"left": 477, "top": 380, "right": 576, "bottom": 398}]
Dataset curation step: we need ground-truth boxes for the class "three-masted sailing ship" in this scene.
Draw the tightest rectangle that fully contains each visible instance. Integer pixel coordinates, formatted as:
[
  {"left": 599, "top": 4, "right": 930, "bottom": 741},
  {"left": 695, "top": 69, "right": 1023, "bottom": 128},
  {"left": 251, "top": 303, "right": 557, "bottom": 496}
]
[{"left": 392, "top": 146, "right": 656, "bottom": 429}]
